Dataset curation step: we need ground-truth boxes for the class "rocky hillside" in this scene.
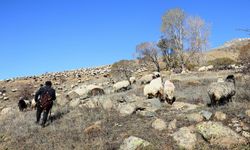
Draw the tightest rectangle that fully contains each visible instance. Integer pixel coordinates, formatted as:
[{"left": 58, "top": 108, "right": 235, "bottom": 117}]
[
  {"left": 0, "top": 39, "right": 250, "bottom": 149},
  {"left": 205, "top": 38, "right": 250, "bottom": 61}
]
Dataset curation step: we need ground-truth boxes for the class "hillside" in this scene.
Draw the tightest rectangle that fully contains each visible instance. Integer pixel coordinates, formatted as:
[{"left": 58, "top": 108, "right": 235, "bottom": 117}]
[
  {"left": 0, "top": 39, "right": 250, "bottom": 150},
  {"left": 205, "top": 38, "right": 250, "bottom": 61}
]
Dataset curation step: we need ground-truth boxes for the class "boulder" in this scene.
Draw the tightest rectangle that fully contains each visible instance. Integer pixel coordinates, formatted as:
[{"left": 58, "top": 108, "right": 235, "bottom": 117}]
[
  {"left": 69, "top": 98, "right": 80, "bottom": 108},
  {"left": 86, "top": 85, "right": 105, "bottom": 96},
  {"left": 129, "top": 77, "right": 136, "bottom": 84},
  {"left": 196, "top": 121, "right": 247, "bottom": 148},
  {"left": 168, "top": 119, "right": 177, "bottom": 130},
  {"left": 113, "top": 80, "right": 131, "bottom": 92},
  {"left": 117, "top": 103, "right": 136, "bottom": 116},
  {"left": 66, "top": 91, "right": 80, "bottom": 100},
  {"left": 152, "top": 118, "right": 167, "bottom": 131},
  {"left": 171, "top": 102, "right": 198, "bottom": 112},
  {"left": 200, "top": 110, "right": 213, "bottom": 120},
  {"left": 186, "top": 113, "right": 203, "bottom": 122},
  {"left": 245, "top": 109, "right": 250, "bottom": 117},
  {"left": 172, "top": 127, "right": 197, "bottom": 150},
  {"left": 214, "top": 111, "right": 227, "bottom": 121},
  {"left": 100, "top": 99, "right": 113, "bottom": 111},
  {"left": 242, "top": 131, "right": 250, "bottom": 138},
  {"left": 119, "top": 136, "right": 153, "bottom": 150}
]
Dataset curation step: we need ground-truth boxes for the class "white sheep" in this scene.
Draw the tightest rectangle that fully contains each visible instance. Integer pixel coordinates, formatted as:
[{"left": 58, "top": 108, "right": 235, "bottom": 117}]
[
  {"left": 113, "top": 80, "right": 131, "bottom": 92},
  {"left": 207, "top": 75, "right": 236, "bottom": 107},
  {"left": 163, "top": 80, "right": 176, "bottom": 104},
  {"left": 143, "top": 78, "right": 163, "bottom": 99}
]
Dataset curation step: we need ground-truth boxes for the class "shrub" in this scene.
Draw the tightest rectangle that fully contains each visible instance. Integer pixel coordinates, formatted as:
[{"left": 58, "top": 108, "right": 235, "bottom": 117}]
[{"left": 207, "top": 57, "right": 236, "bottom": 70}]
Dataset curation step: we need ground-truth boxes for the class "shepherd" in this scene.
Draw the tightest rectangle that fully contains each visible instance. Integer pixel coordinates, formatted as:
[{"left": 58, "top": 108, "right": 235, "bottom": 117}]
[{"left": 35, "top": 81, "right": 56, "bottom": 127}]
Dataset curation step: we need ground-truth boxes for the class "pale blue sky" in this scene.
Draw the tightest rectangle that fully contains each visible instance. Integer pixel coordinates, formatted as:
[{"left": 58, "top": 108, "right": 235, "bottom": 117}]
[{"left": 0, "top": 0, "right": 249, "bottom": 79}]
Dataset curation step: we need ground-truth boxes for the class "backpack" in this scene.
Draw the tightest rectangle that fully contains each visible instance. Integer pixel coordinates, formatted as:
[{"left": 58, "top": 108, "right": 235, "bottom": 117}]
[{"left": 40, "top": 90, "right": 52, "bottom": 109}]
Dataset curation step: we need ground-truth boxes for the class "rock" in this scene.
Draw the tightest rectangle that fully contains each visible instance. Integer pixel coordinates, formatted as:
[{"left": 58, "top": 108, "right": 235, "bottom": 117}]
[
  {"left": 66, "top": 91, "right": 80, "bottom": 100},
  {"left": 236, "top": 127, "right": 242, "bottom": 133},
  {"left": 119, "top": 136, "right": 153, "bottom": 150},
  {"left": 245, "top": 109, "right": 250, "bottom": 117},
  {"left": 231, "top": 118, "right": 239, "bottom": 124},
  {"left": 0, "top": 107, "right": 14, "bottom": 116},
  {"left": 100, "top": 99, "right": 113, "bottom": 111},
  {"left": 56, "top": 97, "right": 69, "bottom": 106},
  {"left": 84, "top": 123, "right": 102, "bottom": 135},
  {"left": 242, "top": 131, "right": 250, "bottom": 138},
  {"left": 118, "top": 103, "right": 136, "bottom": 116},
  {"left": 113, "top": 80, "right": 131, "bottom": 92},
  {"left": 129, "top": 77, "right": 136, "bottom": 84},
  {"left": 152, "top": 119, "right": 166, "bottom": 131},
  {"left": 171, "top": 102, "right": 198, "bottom": 112},
  {"left": 214, "top": 111, "right": 227, "bottom": 121},
  {"left": 86, "top": 85, "right": 105, "bottom": 97},
  {"left": 186, "top": 113, "right": 203, "bottom": 122},
  {"left": 168, "top": 119, "right": 177, "bottom": 130},
  {"left": 136, "top": 110, "right": 156, "bottom": 117},
  {"left": 3, "top": 97, "right": 9, "bottom": 101},
  {"left": 172, "top": 127, "right": 197, "bottom": 150},
  {"left": 242, "top": 125, "right": 249, "bottom": 131},
  {"left": 69, "top": 98, "right": 80, "bottom": 108},
  {"left": 143, "top": 98, "right": 162, "bottom": 112},
  {"left": 196, "top": 121, "right": 247, "bottom": 148},
  {"left": 200, "top": 110, "right": 213, "bottom": 120},
  {"left": 11, "top": 88, "right": 17, "bottom": 92}
]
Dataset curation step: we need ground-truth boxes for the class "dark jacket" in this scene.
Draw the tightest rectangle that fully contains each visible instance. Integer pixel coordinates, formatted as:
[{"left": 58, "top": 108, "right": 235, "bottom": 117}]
[{"left": 35, "top": 86, "right": 56, "bottom": 103}]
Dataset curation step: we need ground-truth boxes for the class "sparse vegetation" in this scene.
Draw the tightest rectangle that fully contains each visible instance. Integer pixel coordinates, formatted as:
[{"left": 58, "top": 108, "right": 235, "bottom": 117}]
[{"left": 208, "top": 57, "right": 236, "bottom": 70}]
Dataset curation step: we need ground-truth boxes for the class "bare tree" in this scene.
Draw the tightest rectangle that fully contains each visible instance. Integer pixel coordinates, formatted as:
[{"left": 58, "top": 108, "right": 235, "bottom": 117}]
[
  {"left": 157, "top": 38, "right": 178, "bottom": 69},
  {"left": 136, "top": 42, "right": 161, "bottom": 72},
  {"left": 161, "top": 8, "right": 186, "bottom": 69},
  {"left": 160, "top": 8, "right": 210, "bottom": 70},
  {"left": 186, "top": 16, "right": 210, "bottom": 65},
  {"left": 111, "top": 60, "right": 134, "bottom": 85}
]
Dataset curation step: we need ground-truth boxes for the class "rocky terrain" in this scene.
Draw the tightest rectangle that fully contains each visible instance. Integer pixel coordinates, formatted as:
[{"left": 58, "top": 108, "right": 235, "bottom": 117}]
[{"left": 0, "top": 39, "right": 250, "bottom": 150}]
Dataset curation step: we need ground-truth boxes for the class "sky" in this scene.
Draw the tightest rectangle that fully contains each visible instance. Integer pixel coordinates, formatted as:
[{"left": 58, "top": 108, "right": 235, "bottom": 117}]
[{"left": 0, "top": 0, "right": 249, "bottom": 80}]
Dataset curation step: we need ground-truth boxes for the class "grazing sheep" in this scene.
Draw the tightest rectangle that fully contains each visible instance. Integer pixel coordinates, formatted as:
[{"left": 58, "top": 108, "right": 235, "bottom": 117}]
[
  {"left": 18, "top": 98, "right": 31, "bottom": 111},
  {"left": 144, "top": 78, "right": 176, "bottom": 105},
  {"left": 162, "top": 80, "right": 176, "bottom": 105},
  {"left": 139, "top": 72, "right": 161, "bottom": 85},
  {"left": 207, "top": 75, "right": 236, "bottom": 107},
  {"left": 143, "top": 78, "right": 163, "bottom": 99},
  {"left": 129, "top": 77, "right": 136, "bottom": 84}
]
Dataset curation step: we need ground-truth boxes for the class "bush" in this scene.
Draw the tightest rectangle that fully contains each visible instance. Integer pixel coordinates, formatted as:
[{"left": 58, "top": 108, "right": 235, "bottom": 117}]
[{"left": 207, "top": 57, "right": 236, "bottom": 70}]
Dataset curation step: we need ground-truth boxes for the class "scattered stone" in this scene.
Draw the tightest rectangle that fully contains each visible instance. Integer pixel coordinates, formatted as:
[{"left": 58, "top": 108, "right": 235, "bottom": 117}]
[
  {"left": 233, "top": 123, "right": 240, "bottom": 127},
  {"left": 200, "top": 110, "right": 213, "bottom": 120},
  {"left": 136, "top": 110, "right": 156, "bottom": 117},
  {"left": 84, "top": 123, "right": 102, "bottom": 135},
  {"left": 242, "top": 125, "right": 249, "bottom": 131},
  {"left": 100, "top": 99, "right": 113, "bottom": 111},
  {"left": 236, "top": 127, "right": 242, "bottom": 133},
  {"left": 172, "top": 127, "right": 197, "bottom": 150},
  {"left": 186, "top": 113, "right": 203, "bottom": 122},
  {"left": 242, "top": 131, "right": 250, "bottom": 138},
  {"left": 69, "top": 98, "right": 80, "bottom": 108},
  {"left": 11, "top": 88, "right": 17, "bottom": 92},
  {"left": 139, "top": 74, "right": 154, "bottom": 85},
  {"left": 86, "top": 85, "right": 105, "bottom": 97},
  {"left": 66, "top": 91, "right": 80, "bottom": 100},
  {"left": 118, "top": 103, "right": 136, "bottom": 116},
  {"left": 196, "top": 121, "right": 247, "bottom": 148},
  {"left": 171, "top": 102, "right": 198, "bottom": 112},
  {"left": 245, "top": 109, "right": 250, "bottom": 117},
  {"left": 214, "top": 111, "right": 227, "bottom": 121},
  {"left": 231, "top": 118, "right": 239, "bottom": 124},
  {"left": 119, "top": 136, "right": 153, "bottom": 150},
  {"left": 3, "top": 97, "right": 9, "bottom": 101},
  {"left": 168, "top": 119, "right": 177, "bottom": 130},
  {"left": 113, "top": 80, "right": 131, "bottom": 93},
  {"left": 152, "top": 119, "right": 166, "bottom": 131}
]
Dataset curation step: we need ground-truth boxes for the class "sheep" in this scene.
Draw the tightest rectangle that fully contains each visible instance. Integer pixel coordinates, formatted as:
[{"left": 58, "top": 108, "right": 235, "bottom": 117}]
[
  {"left": 139, "top": 72, "right": 161, "bottom": 85},
  {"left": 143, "top": 78, "right": 176, "bottom": 105},
  {"left": 207, "top": 75, "right": 236, "bottom": 107},
  {"left": 162, "top": 80, "right": 176, "bottom": 105},
  {"left": 143, "top": 78, "right": 163, "bottom": 99},
  {"left": 113, "top": 80, "right": 131, "bottom": 92},
  {"left": 18, "top": 98, "right": 31, "bottom": 111}
]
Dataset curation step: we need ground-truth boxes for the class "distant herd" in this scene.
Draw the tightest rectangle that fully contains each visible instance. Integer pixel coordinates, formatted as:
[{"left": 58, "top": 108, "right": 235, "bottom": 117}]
[{"left": 18, "top": 71, "right": 236, "bottom": 111}]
